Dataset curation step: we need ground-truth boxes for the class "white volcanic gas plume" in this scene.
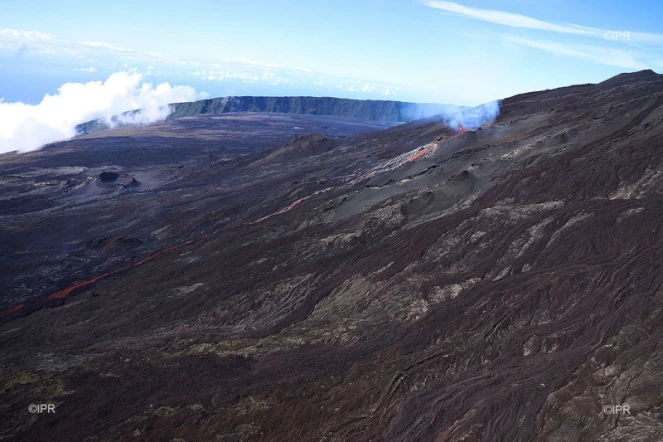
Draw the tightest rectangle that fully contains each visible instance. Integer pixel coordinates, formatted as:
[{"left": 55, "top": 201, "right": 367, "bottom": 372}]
[
  {"left": 0, "top": 72, "right": 201, "bottom": 154},
  {"left": 451, "top": 100, "right": 502, "bottom": 129},
  {"left": 402, "top": 100, "right": 501, "bottom": 129}
]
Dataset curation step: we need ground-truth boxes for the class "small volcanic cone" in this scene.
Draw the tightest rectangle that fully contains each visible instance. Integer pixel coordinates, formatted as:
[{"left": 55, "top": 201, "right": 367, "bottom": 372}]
[
  {"left": 445, "top": 169, "right": 471, "bottom": 185},
  {"left": 275, "top": 134, "right": 330, "bottom": 155},
  {"left": 98, "top": 171, "right": 140, "bottom": 188},
  {"left": 254, "top": 134, "right": 331, "bottom": 165}
]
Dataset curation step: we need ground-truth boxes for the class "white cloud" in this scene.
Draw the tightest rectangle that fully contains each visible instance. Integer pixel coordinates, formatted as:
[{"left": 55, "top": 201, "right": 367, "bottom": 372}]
[
  {"left": 0, "top": 28, "right": 58, "bottom": 56},
  {"left": 219, "top": 57, "right": 311, "bottom": 73},
  {"left": 632, "top": 32, "right": 663, "bottom": 45},
  {"left": 424, "top": 2, "right": 663, "bottom": 72},
  {"left": 425, "top": 1, "right": 598, "bottom": 36},
  {"left": 77, "top": 40, "right": 130, "bottom": 52},
  {"left": 425, "top": 1, "right": 663, "bottom": 45},
  {"left": 193, "top": 69, "right": 261, "bottom": 83},
  {"left": 262, "top": 71, "right": 291, "bottom": 85},
  {"left": 78, "top": 67, "right": 97, "bottom": 73},
  {"left": 0, "top": 72, "right": 201, "bottom": 154},
  {"left": 0, "top": 28, "right": 53, "bottom": 42},
  {"left": 504, "top": 36, "right": 650, "bottom": 70},
  {"left": 335, "top": 84, "right": 357, "bottom": 93}
]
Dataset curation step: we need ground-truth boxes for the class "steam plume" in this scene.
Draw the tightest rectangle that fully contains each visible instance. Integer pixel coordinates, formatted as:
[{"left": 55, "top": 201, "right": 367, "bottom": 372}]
[
  {"left": 401, "top": 100, "right": 501, "bottom": 129},
  {"left": 0, "top": 72, "right": 200, "bottom": 154},
  {"left": 447, "top": 100, "right": 502, "bottom": 129}
]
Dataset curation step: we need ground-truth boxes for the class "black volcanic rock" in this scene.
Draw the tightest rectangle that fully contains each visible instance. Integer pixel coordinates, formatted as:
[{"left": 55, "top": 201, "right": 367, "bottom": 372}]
[
  {"left": 99, "top": 171, "right": 119, "bottom": 182},
  {"left": 268, "top": 133, "right": 331, "bottom": 157},
  {"left": 3, "top": 72, "right": 663, "bottom": 441},
  {"left": 84, "top": 236, "right": 144, "bottom": 251},
  {"left": 445, "top": 169, "right": 470, "bottom": 184},
  {"left": 599, "top": 69, "right": 660, "bottom": 87}
]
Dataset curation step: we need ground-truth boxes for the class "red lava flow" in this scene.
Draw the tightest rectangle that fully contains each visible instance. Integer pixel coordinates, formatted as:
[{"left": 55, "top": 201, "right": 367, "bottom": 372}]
[
  {"left": 0, "top": 303, "right": 25, "bottom": 319},
  {"left": 248, "top": 196, "right": 312, "bottom": 225},
  {"left": 45, "top": 268, "right": 128, "bottom": 300},
  {"left": 45, "top": 235, "right": 215, "bottom": 303},
  {"left": 44, "top": 240, "right": 199, "bottom": 301},
  {"left": 250, "top": 125, "right": 477, "bottom": 226},
  {"left": 1, "top": 123, "right": 481, "bottom": 318},
  {"left": 247, "top": 186, "right": 335, "bottom": 225},
  {"left": 407, "top": 144, "right": 435, "bottom": 162},
  {"left": 134, "top": 238, "right": 198, "bottom": 266},
  {"left": 0, "top": 235, "right": 213, "bottom": 318}
]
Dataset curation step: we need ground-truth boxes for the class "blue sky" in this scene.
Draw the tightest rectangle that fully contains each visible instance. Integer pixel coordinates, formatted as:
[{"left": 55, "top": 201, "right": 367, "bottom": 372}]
[{"left": 2, "top": 0, "right": 663, "bottom": 107}]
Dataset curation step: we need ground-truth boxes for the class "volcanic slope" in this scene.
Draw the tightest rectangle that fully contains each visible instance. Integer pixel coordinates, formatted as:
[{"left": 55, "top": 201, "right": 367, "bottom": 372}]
[
  {"left": 0, "top": 113, "right": 397, "bottom": 309},
  {"left": 2, "top": 70, "right": 663, "bottom": 441}
]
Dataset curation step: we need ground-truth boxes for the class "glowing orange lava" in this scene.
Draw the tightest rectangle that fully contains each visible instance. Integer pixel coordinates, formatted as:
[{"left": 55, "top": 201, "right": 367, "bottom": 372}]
[
  {"left": 407, "top": 144, "right": 434, "bottom": 162},
  {"left": 0, "top": 303, "right": 25, "bottom": 318},
  {"left": 28, "top": 236, "right": 209, "bottom": 308},
  {"left": 248, "top": 196, "right": 311, "bottom": 224},
  {"left": 46, "top": 268, "right": 128, "bottom": 300},
  {"left": 134, "top": 239, "right": 198, "bottom": 266},
  {"left": 0, "top": 121, "right": 484, "bottom": 320}
]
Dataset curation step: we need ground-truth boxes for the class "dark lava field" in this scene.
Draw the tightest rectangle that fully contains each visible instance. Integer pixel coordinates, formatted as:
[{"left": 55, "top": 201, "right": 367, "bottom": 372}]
[{"left": 2, "top": 70, "right": 663, "bottom": 441}]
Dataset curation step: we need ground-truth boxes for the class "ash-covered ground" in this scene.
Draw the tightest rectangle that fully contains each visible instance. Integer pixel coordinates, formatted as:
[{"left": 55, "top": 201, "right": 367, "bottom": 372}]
[{"left": 2, "top": 71, "right": 663, "bottom": 441}]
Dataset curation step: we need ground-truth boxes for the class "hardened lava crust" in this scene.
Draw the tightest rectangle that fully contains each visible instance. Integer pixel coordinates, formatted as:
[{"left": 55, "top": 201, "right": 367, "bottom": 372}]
[{"left": 2, "top": 71, "right": 663, "bottom": 441}]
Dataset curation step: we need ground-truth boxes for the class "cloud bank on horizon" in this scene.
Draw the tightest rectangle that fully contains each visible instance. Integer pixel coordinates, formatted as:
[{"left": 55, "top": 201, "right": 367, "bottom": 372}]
[{"left": 0, "top": 72, "right": 202, "bottom": 154}]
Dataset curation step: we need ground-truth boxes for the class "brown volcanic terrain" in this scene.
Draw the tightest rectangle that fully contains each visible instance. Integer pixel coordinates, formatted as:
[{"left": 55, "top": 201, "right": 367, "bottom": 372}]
[{"left": 2, "top": 71, "right": 663, "bottom": 441}]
